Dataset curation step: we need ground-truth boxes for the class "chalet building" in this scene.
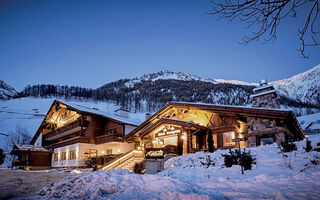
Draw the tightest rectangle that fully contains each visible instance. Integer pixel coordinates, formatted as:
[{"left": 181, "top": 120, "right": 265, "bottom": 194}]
[
  {"left": 13, "top": 81, "right": 305, "bottom": 172},
  {"left": 27, "top": 100, "right": 140, "bottom": 168},
  {"left": 100, "top": 82, "right": 305, "bottom": 172},
  {"left": 11, "top": 145, "right": 51, "bottom": 170}
]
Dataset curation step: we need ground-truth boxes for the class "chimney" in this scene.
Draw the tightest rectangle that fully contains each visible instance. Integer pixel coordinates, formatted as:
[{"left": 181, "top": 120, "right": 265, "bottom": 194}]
[
  {"left": 145, "top": 113, "right": 151, "bottom": 120},
  {"left": 114, "top": 108, "right": 129, "bottom": 118},
  {"left": 250, "top": 79, "right": 280, "bottom": 109}
]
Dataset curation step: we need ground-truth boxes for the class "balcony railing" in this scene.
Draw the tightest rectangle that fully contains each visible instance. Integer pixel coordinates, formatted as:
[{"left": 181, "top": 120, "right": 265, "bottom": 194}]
[
  {"left": 43, "top": 119, "right": 88, "bottom": 140},
  {"left": 95, "top": 134, "right": 123, "bottom": 144},
  {"left": 46, "top": 136, "right": 90, "bottom": 149}
]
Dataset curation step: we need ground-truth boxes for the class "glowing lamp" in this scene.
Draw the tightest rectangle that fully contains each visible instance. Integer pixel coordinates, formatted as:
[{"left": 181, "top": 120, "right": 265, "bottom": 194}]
[{"left": 181, "top": 135, "right": 186, "bottom": 140}]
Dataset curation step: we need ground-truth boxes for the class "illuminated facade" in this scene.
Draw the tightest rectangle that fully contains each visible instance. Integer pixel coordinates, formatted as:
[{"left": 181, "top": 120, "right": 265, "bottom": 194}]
[
  {"left": 125, "top": 102, "right": 305, "bottom": 154},
  {"left": 30, "top": 100, "right": 139, "bottom": 168}
]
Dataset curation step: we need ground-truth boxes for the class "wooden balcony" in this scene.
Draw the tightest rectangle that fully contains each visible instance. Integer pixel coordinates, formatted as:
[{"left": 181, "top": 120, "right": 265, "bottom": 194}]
[
  {"left": 47, "top": 136, "right": 90, "bottom": 149},
  {"left": 43, "top": 119, "right": 88, "bottom": 141},
  {"left": 95, "top": 134, "right": 123, "bottom": 144}
]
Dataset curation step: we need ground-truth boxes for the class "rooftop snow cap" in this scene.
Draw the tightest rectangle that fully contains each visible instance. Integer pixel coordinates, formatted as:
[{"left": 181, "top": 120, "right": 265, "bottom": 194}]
[
  {"left": 259, "top": 79, "right": 268, "bottom": 86},
  {"left": 114, "top": 108, "right": 129, "bottom": 118}
]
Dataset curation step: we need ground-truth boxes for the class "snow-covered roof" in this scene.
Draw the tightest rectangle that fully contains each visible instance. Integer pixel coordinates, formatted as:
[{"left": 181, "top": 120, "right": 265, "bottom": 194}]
[
  {"left": 297, "top": 112, "right": 320, "bottom": 130},
  {"left": 13, "top": 144, "right": 50, "bottom": 152},
  {"left": 57, "top": 100, "right": 141, "bottom": 126},
  {"left": 169, "top": 101, "right": 291, "bottom": 112},
  {"left": 250, "top": 90, "right": 277, "bottom": 98},
  {"left": 252, "top": 84, "right": 274, "bottom": 92}
]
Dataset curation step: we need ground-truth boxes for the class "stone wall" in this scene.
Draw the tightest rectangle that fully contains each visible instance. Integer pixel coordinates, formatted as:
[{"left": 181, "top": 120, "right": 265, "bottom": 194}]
[
  {"left": 247, "top": 117, "right": 286, "bottom": 146},
  {"left": 248, "top": 117, "right": 277, "bottom": 133},
  {"left": 251, "top": 93, "right": 280, "bottom": 109}
]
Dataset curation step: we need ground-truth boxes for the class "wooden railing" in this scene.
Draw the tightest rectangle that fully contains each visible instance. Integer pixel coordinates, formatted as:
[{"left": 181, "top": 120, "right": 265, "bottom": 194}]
[
  {"left": 100, "top": 150, "right": 143, "bottom": 171},
  {"left": 95, "top": 134, "right": 123, "bottom": 144},
  {"left": 43, "top": 119, "right": 88, "bottom": 140},
  {"left": 47, "top": 136, "right": 90, "bottom": 149}
]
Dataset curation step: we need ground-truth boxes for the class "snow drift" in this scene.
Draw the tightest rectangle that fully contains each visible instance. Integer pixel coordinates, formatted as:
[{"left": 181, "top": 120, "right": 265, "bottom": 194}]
[{"left": 37, "top": 134, "right": 320, "bottom": 200}]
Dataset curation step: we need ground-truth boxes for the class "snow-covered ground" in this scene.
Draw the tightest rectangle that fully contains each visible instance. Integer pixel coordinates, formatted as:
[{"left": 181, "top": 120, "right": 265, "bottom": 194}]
[{"left": 34, "top": 134, "right": 320, "bottom": 200}]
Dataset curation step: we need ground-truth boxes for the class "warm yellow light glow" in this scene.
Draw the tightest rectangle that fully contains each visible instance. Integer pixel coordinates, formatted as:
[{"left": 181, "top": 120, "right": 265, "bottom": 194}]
[
  {"left": 152, "top": 139, "right": 157, "bottom": 144},
  {"left": 101, "top": 151, "right": 105, "bottom": 155},
  {"left": 117, "top": 149, "right": 121, "bottom": 153},
  {"left": 181, "top": 135, "right": 186, "bottom": 140}
]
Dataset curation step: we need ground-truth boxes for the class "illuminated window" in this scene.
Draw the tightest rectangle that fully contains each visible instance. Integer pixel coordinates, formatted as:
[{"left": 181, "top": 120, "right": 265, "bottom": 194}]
[
  {"left": 69, "top": 150, "right": 76, "bottom": 160},
  {"left": 84, "top": 149, "right": 97, "bottom": 159},
  {"left": 223, "top": 132, "right": 235, "bottom": 147},
  {"left": 192, "top": 135, "right": 197, "bottom": 149},
  {"left": 53, "top": 153, "right": 59, "bottom": 161},
  {"left": 106, "top": 149, "right": 112, "bottom": 155},
  {"left": 61, "top": 152, "right": 67, "bottom": 160}
]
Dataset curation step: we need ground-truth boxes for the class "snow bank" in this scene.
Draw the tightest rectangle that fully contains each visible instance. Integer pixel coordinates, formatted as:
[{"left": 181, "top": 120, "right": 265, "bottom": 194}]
[
  {"left": 160, "top": 134, "right": 320, "bottom": 199},
  {"left": 37, "top": 135, "right": 320, "bottom": 200},
  {"left": 39, "top": 169, "right": 213, "bottom": 199}
]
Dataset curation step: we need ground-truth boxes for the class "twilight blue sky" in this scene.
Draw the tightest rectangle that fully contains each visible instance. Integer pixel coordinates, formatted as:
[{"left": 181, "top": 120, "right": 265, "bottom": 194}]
[{"left": 0, "top": 0, "right": 319, "bottom": 91}]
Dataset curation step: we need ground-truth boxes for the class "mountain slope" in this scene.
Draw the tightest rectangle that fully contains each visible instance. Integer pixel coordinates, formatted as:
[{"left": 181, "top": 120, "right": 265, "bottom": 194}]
[
  {"left": 18, "top": 66, "right": 320, "bottom": 114},
  {"left": 272, "top": 64, "right": 320, "bottom": 105},
  {"left": 124, "top": 70, "right": 257, "bottom": 87},
  {"left": 0, "top": 80, "right": 17, "bottom": 100}
]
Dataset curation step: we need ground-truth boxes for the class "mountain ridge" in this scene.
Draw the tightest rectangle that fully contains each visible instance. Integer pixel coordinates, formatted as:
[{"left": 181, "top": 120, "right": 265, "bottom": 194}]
[{"left": 1, "top": 64, "right": 319, "bottom": 115}]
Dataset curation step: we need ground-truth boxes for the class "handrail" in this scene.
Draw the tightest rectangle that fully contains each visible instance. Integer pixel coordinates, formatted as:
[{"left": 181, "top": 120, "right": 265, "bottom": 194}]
[
  {"left": 100, "top": 149, "right": 143, "bottom": 170},
  {"left": 44, "top": 119, "right": 88, "bottom": 139}
]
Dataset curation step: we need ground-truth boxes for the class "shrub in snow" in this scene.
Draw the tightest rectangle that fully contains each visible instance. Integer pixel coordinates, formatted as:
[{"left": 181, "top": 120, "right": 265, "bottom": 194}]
[
  {"left": 313, "top": 147, "right": 320, "bottom": 152},
  {"left": 304, "top": 139, "right": 313, "bottom": 152},
  {"left": 240, "top": 151, "right": 254, "bottom": 170},
  {"left": 317, "top": 142, "right": 320, "bottom": 146},
  {"left": 223, "top": 149, "right": 254, "bottom": 170},
  {"left": 133, "top": 163, "right": 143, "bottom": 174},
  {"left": 200, "top": 155, "right": 215, "bottom": 168},
  {"left": 279, "top": 141, "right": 297, "bottom": 152},
  {"left": 223, "top": 149, "right": 240, "bottom": 167},
  {"left": 84, "top": 158, "right": 94, "bottom": 168}
]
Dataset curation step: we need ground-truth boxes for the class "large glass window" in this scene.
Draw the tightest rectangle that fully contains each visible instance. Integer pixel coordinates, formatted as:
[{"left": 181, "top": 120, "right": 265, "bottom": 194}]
[
  {"left": 84, "top": 149, "right": 97, "bottom": 159},
  {"left": 61, "top": 152, "right": 67, "bottom": 160},
  {"left": 223, "top": 132, "right": 235, "bottom": 147},
  {"left": 53, "top": 153, "right": 59, "bottom": 161},
  {"left": 69, "top": 150, "right": 76, "bottom": 160}
]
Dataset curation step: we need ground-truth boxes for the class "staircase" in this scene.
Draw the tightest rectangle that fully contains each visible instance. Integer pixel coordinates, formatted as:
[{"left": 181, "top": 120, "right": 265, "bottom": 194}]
[{"left": 100, "top": 150, "right": 144, "bottom": 172}]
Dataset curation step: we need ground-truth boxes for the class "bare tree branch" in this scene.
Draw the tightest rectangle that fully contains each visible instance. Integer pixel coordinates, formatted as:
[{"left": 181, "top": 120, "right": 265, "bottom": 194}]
[{"left": 207, "top": 0, "right": 320, "bottom": 58}]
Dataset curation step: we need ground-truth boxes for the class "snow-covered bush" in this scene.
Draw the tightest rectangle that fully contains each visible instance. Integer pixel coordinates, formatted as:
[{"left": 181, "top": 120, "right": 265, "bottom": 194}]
[
  {"left": 304, "top": 139, "right": 313, "bottom": 152},
  {"left": 279, "top": 141, "right": 297, "bottom": 152},
  {"left": 200, "top": 155, "right": 215, "bottom": 168},
  {"left": 222, "top": 149, "right": 239, "bottom": 167},
  {"left": 222, "top": 149, "right": 254, "bottom": 170},
  {"left": 133, "top": 163, "right": 143, "bottom": 174},
  {"left": 240, "top": 151, "right": 254, "bottom": 170}
]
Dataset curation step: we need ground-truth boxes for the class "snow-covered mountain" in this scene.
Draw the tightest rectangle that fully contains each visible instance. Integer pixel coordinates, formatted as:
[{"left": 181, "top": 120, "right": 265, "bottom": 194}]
[
  {"left": 125, "top": 70, "right": 257, "bottom": 88},
  {"left": 272, "top": 64, "right": 320, "bottom": 105},
  {"left": 0, "top": 80, "right": 17, "bottom": 100}
]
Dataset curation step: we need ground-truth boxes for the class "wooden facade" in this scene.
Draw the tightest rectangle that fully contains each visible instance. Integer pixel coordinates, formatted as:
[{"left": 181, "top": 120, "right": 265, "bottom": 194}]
[
  {"left": 11, "top": 145, "right": 51, "bottom": 170},
  {"left": 27, "top": 100, "right": 139, "bottom": 168},
  {"left": 125, "top": 102, "right": 305, "bottom": 154},
  {"left": 30, "top": 100, "right": 139, "bottom": 150}
]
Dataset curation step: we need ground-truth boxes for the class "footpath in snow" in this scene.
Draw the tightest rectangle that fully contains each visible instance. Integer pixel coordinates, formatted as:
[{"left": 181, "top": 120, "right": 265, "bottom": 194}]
[{"left": 35, "top": 134, "right": 320, "bottom": 200}]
